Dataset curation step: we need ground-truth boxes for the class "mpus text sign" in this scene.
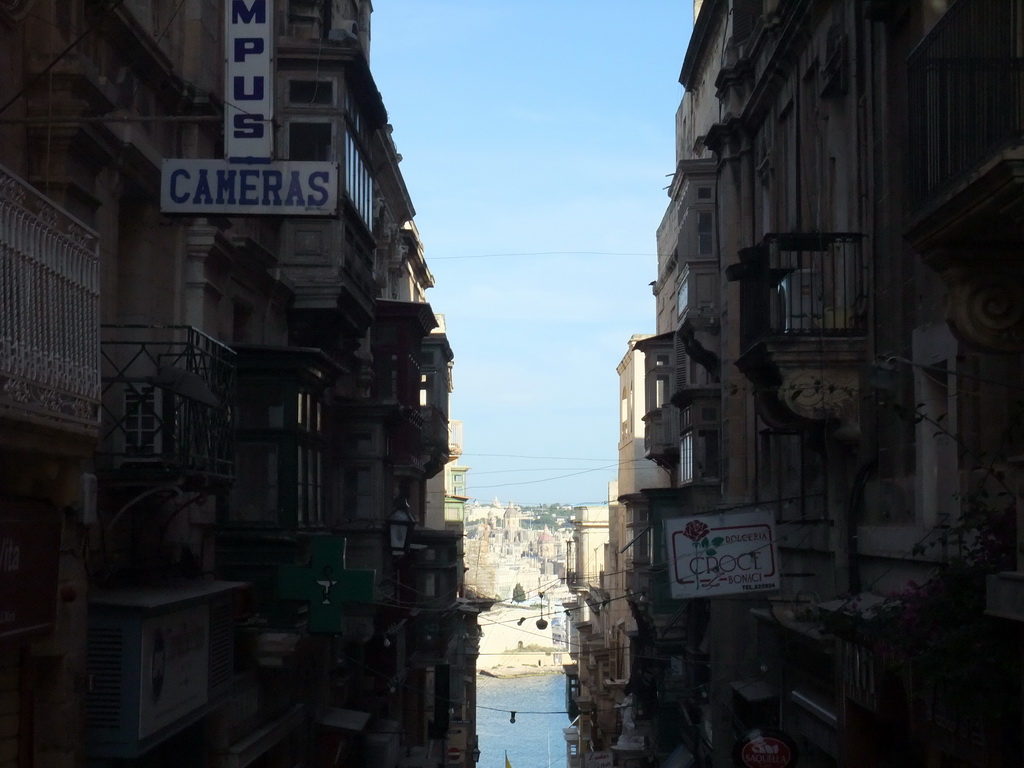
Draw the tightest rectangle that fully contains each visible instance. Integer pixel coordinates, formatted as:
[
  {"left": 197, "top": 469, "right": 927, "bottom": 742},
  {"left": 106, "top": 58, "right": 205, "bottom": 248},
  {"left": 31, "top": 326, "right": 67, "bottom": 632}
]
[
  {"left": 666, "top": 511, "right": 779, "bottom": 599},
  {"left": 159, "top": 0, "right": 339, "bottom": 216},
  {"left": 226, "top": 0, "right": 273, "bottom": 159}
]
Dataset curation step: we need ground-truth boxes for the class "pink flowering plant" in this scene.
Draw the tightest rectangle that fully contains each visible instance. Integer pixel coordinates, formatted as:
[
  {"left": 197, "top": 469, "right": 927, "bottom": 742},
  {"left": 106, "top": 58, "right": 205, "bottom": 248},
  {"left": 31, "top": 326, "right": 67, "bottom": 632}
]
[
  {"left": 820, "top": 395, "right": 1024, "bottom": 705},
  {"left": 824, "top": 492, "right": 1017, "bottom": 700}
]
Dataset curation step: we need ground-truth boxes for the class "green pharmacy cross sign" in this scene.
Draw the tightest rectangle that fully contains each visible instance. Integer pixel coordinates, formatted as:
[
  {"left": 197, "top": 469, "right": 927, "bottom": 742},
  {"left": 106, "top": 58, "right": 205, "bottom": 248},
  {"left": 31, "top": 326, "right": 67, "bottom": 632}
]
[{"left": 278, "top": 537, "right": 374, "bottom": 633}]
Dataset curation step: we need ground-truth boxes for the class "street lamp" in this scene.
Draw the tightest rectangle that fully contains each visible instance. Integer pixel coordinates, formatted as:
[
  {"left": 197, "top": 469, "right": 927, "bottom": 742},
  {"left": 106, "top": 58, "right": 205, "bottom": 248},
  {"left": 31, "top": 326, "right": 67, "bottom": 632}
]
[{"left": 387, "top": 496, "right": 416, "bottom": 556}]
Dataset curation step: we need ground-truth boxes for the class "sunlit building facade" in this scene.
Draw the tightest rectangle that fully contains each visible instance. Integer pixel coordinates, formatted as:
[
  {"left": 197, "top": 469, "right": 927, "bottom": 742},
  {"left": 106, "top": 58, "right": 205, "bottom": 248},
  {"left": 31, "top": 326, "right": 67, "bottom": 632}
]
[
  {"left": 0, "top": 2, "right": 481, "bottom": 766},
  {"left": 600, "top": 1, "right": 1024, "bottom": 767}
]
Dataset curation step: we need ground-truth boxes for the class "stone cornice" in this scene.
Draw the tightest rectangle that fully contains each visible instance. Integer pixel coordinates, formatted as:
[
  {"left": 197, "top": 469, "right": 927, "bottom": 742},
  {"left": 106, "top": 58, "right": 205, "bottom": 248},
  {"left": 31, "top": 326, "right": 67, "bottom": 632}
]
[{"left": 680, "top": 0, "right": 725, "bottom": 89}]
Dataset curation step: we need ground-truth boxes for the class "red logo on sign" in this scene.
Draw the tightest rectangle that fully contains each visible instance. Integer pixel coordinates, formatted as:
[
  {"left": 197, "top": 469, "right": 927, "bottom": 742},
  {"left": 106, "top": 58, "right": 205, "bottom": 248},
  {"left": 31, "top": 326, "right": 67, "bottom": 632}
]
[
  {"left": 447, "top": 747, "right": 462, "bottom": 764},
  {"left": 740, "top": 736, "right": 792, "bottom": 767}
]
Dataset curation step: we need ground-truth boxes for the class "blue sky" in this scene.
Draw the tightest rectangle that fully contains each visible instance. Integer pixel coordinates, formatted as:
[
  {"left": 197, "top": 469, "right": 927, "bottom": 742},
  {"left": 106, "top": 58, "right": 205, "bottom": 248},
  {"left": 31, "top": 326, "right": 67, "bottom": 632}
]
[{"left": 370, "top": 2, "right": 693, "bottom": 505}]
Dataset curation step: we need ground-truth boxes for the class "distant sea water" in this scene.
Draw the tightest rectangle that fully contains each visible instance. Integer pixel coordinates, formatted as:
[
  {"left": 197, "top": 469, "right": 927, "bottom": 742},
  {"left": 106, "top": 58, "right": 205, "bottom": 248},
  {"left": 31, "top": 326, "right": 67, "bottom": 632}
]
[{"left": 477, "top": 674, "right": 570, "bottom": 768}]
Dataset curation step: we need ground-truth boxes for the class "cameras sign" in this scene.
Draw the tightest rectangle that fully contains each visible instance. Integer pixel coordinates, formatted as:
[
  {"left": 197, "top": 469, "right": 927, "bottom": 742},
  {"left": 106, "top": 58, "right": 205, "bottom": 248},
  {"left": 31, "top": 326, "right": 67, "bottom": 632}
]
[
  {"left": 159, "top": 0, "right": 338, "bottom": 216},
  {"left": 666, "top": 511, "right": 779, "bottom": 599},
  {"left": 160, "top": 159, "right": 337, "bottom": 215}
]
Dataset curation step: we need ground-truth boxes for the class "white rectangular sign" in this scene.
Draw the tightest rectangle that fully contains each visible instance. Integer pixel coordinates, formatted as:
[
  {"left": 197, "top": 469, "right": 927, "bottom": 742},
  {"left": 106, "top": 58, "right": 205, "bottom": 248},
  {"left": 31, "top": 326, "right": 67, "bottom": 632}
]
[
  {"left": 225, "top": 0, "right": 274, "bottom": 159},
  {"left": 161, "top": 159, "right": 338, "bottom": 215},
  {"left": 666, "top": 511, "right": 779, "bottom": 598},
  {"left": 138, "top": 604, "right": 209, "bottom": 738}
]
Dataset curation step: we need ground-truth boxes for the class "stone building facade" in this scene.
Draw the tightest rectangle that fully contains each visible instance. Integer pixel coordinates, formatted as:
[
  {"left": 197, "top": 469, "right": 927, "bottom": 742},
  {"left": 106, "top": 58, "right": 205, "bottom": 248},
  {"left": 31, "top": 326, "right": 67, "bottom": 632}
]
[
  {"left": 0, "top": 2, "right": 480, "bottom": 767},
  {"left": 571, "top": 1, "right": 1024, "bottom": 767}
]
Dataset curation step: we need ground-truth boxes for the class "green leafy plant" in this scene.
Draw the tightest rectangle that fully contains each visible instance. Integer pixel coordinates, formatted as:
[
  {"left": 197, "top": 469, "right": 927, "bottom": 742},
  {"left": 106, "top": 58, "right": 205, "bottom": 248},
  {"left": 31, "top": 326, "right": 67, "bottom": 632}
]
[{"left": 512, "top": 582, "right": 526, "bottom": 603}]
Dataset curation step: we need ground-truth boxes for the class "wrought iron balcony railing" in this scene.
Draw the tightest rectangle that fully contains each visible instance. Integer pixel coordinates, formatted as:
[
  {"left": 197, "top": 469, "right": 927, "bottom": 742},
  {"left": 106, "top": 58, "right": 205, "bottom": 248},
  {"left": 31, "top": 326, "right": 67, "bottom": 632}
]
[
  {"left": 0, "top": 162, "right": 100, "bottom": 436},
  {"left": 98, "top": 325, "right": 235, "bottom": 484},
  {"left": 733, "top": 233, "right": 866, "bottom": 351},
  {"left": 907, "top": 0, "right": 1024, "bottom": 213}
]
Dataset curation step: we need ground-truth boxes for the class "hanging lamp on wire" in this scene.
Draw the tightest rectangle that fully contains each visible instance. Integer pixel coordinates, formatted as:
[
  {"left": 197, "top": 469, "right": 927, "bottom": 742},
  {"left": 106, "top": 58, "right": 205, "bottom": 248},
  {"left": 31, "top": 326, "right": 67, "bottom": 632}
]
[{"left": 536, "top": 591, "right": 548, "bottom": 630}]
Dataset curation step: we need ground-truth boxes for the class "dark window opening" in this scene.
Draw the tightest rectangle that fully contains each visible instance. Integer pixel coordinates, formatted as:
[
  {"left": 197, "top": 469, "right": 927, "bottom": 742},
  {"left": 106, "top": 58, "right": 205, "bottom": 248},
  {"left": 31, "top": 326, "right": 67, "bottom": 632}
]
[
  {"left": 289, "top": 122, "right": 331, "bottom": 161},
  {"left": 697, "top": 211, "right": 713, "bottom": 255},
  {"left": 289, "top": 79, "right": 333, "bottom": 105}
]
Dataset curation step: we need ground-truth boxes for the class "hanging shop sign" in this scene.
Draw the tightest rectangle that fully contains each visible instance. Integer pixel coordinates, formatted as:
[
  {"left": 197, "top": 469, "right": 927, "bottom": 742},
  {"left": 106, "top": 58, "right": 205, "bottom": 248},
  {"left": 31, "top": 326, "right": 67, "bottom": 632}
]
[
  {"left": 277, "top": 537, "right": 374, "bottom": 633},
  {"left": 0, "top": 499, "right": 60, "bottom": 646},
  {"left": 732, "top": 728, "right": 799, "bottom": 768},
  {"left": 665, "top": 511, "right": 779, "bottom": 599},
  {"left": 159, "top": 0, "right": 338, "bottom": 216},
  {"left": 160, "top": 159, "right": 337, "bottom": 215},
  {"left": 224, "top": 0, "right": 273, "bottom": 160},
  {"left": 446, "top": 722, "right": 468, "bottom": 764}
]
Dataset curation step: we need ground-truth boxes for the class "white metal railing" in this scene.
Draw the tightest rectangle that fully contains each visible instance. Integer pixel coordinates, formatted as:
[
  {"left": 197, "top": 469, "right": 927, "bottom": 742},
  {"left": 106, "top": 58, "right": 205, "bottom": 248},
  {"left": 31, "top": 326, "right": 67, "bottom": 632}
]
[{"left": 0, "top": 163, "right": 100, "bottom": 435}]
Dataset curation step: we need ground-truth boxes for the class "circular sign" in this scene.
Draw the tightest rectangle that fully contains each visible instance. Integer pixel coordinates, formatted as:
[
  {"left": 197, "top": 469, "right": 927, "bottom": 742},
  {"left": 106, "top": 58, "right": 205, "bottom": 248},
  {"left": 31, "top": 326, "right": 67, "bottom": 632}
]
[
  {"left": 732, "top": 728, "right": 798, "bottom": 768},
  {"left": 447, "top": 747, "right": 463, "bottom": 764}
]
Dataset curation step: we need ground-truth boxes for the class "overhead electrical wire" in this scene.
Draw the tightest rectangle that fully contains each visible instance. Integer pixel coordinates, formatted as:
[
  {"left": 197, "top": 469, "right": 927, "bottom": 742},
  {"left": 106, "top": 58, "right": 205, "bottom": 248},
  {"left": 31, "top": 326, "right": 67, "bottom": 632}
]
[
  {"left": 330, "top": 523, "right": 943, "bottom": 722},
  {"left": 469, "top": 466, "right": 613, "bottom": 479},
  {"left": 457, "top": 454, "right": 667, "bottom": 495},
  {"left": 429, "top": 251, "right": 656, "bottom": 261},
  {"left": 0, "top": 0, "right": 132, "bottom": 118},
  {"left": 469, "top": 464, "right": 618, "bottom": 491},
  {"left": 336, "top": 646, "right": 764, "bottom": 720},
  {"left": 461, "top": 453, "right": 646, "bottom": 462}
]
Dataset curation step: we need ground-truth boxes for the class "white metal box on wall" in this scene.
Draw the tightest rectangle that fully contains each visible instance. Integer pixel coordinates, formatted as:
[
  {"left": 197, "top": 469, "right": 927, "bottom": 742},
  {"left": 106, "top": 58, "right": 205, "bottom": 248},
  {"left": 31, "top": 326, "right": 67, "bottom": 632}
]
[{"left": 85, "top": 581, "right": 241, "bottom": 758}]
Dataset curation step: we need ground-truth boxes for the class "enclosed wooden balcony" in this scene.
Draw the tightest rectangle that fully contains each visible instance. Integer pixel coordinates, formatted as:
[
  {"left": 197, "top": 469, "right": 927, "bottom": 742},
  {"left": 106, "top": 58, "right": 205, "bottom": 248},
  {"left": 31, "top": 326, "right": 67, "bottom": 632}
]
[
  {"left": 637, "top": 332, "right": 679, "bottom": 469},
  {"left": 643, "top": 405, "right": 679, "bottom": 469},
  {"left": 418, "top": 404, "right": 449, "bottom": 477},
  {"left": 448, "top": 419, "right": 463, "bottom": 459},
  {"left": 283, "top": 217, "right": 378, "bottom": 349}
]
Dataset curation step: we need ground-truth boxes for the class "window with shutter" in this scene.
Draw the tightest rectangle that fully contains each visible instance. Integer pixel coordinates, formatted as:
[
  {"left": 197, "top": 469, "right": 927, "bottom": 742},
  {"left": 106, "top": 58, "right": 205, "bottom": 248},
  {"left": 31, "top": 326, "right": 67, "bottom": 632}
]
[
  {"left": 732, "top": 0, "right": 763, "bottom": 43},
  {"left": 675, "top": 331, "right": 689, "bottom": 387}
]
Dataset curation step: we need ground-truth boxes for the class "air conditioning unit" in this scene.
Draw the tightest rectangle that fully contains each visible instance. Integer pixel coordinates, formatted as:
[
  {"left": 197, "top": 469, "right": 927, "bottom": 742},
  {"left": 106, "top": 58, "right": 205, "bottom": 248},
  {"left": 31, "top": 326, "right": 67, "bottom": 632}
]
[
  {"left": 777, "top": 269, "right": 821, "bottom": 331},
  {"left": 86, "top": 583, "right": 240, "bottom": 758},
  {"left": 328, "top": 20, "right": 358, "bottom": 40}
]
